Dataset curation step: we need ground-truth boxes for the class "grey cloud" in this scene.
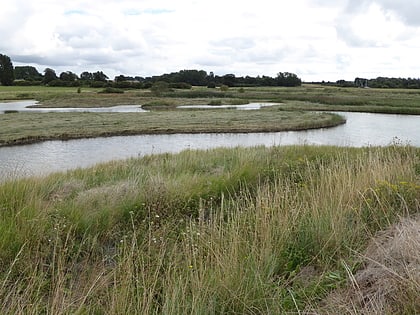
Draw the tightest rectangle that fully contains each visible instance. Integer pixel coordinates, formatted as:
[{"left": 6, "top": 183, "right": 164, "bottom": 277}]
[
  {"left": 375, "top": 0, "right": 420, "bottom": 26},
  {"left": 209, "top": 37, "right": 289, "bottom": 65},
  {"left": 335, "top": 23, "right": 379, "bottom": 47},
  {"left": 341, "top": 0, "right": 420, "bottom": 26}
]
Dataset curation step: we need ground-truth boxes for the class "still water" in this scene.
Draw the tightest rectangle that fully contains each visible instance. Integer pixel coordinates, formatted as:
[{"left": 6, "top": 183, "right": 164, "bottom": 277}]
[
  {"left": 0, "top": 111, "right": 419, "bottom": 180},
  {"left": 0, "top": 100, "right": 147, "bottom": 113},
  {"left": 0, "top": 100, "right": 278, "bottom": 113}
]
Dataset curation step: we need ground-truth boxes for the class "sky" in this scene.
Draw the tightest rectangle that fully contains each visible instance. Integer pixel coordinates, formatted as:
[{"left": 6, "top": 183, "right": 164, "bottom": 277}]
[{"left": 1, "top": 0, "right": 420, "bottom": 82}]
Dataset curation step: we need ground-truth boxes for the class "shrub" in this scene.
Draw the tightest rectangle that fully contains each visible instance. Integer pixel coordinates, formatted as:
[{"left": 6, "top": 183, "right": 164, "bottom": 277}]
[
  {"left": 98, "top": 87, "right": 124, "bottom": 94},
  {"left": 169, "top": 82, "right": 192, "bottom": 89},
  {"left": 150, "top": 81, "right": 172, "bottom": 95},
  {"left": 220, "top": 85, "right": 229, "bottom": 92},
  {"left": 208, "top": 99, "right": 222, "bottom": 105},
  {"left": 90, "top": 81, "right": 108, "bottom": 88},
  {"left": 13, "top": 80, "right": 42, "bottom": 86}
]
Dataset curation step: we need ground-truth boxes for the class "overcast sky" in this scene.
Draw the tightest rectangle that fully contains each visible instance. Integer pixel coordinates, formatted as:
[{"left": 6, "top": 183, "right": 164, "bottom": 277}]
[{"left": 1, "top": 0, "right": 420, "bottom": 82}]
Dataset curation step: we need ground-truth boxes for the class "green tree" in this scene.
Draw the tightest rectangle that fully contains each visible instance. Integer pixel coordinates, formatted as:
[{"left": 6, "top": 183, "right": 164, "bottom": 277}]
[
  {"left": 14, "top": 66, "right": 42, "bottom": 81},
  {"left": 276, "top": 72, "right": 301, "bottom": 87},
  {"left": 59, "top": 71, "right": 78, "bottom": 81},
  {"left": 222, "top": 74, "right": 236, "bottom": 87},
  {"left": 0, "top": 54, "right": 14, "bottom": 86},
  {"left": 80, "top": 71, "right": 94, "bottom": 81},
  {"left": 92, "top": 71, "right": 108, "bottom": 82},
  {"left": 43, "top": 68, "right": 58, "bottom": 84}
]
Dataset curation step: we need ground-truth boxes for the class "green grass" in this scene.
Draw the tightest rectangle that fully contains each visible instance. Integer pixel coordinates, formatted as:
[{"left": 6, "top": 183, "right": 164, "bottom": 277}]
[
  {"left": 0, "top": 145, "right": 418, "bottom": 313},
  {"left": 2, "top": 85, "right": 420, "bottom": 114},
  {"left": 0, "top": 108, "right": 344, "bottom": 146},
  {"left": 1, "top": 85, "right": 419, "bottom": 146}
]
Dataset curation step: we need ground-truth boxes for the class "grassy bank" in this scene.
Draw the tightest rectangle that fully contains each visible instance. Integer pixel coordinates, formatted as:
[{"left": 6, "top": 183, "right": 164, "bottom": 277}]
[
  {"left": 0, "top": 108, "right": 344, "bottom": 146},
  {"left": 0, "top": 145, "right": 419, "bottom": 313}
]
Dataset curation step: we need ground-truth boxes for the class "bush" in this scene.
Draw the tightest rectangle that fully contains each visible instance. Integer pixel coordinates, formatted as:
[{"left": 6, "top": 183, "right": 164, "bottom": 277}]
[
  {"left": 220, "top": 85, "right": 229, "bottom": 92},
  {"left": 150, "top": 81, "right": 172, "bottom": 95},
  {"left": 47, "top": 80, "right": 80, "bottom": 87},
  {"left": 169, "top": 82, "right": 192, "bottom": 89},
  {"left": 13, "top": 80, "right": 43, "bottom": 86},
  {"left": 208, "top": 99, "right": 222, "bottom": 105},
  {"left": 90, "top": 81, "right": 108, "bottom": 88},
  {"left": 113, "top": 81, "right": 143, "bottom": 89},
  {"left": 98, "top": 87, "right": 124, "bottom": 94}
]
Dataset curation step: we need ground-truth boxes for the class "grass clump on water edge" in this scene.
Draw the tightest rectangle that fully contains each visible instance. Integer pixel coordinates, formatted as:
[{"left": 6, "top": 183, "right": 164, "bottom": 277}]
[{"left": 0, "top": 145, "right": 419, "bottom": 314}]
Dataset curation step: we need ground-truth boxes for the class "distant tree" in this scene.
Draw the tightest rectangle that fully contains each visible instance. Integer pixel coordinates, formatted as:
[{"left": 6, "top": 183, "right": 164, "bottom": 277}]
[
  {"left": 14, "top": 66, "right": 42, "bottom": 81},
  {"left": 336, "top": 80, "right": 354, "bottom": 87},
  {"left": 0, "top": 54, "right": 14, "bottom": 86},
  {"left": 80, "top": 71, "right": 94, "bottom": 81},
  {"left": 276, "top": 72, "right": 301, "bottom": 87},
  {"left": 114, "top": 74, "right": 136, "bottom": 82},
  {"left": 92, "top": 71, "right": 108, "bottom": 82},
  {"left": 222, "top": 74, "right": 236, "bottom": 87},
  {"left": 59, "top": 71, "right": 78, "bottom": 81},
  {"left": 43, "top": 68, "right": 58, "bottom": 84},
  {"left": 114, "top": 75, "right": 127, "bottom": 82},
  {"left": 177, "top": 69, "right": 207, "bottom": 85}
]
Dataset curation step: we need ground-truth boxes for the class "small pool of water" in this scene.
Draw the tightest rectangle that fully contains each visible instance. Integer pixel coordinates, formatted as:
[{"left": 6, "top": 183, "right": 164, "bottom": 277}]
[
  {"left": 178, "top": 103, "right": 280, "bottom": 110},
  {"left": 0, "top": 100, "right": 147, "bottom": 113}
]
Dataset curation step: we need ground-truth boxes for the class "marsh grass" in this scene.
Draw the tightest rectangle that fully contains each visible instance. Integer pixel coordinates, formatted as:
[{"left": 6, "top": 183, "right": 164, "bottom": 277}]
[
  {"left": 0, "top": 109, "right": 344, "bottom": 146},
  {"left": 0, "top": 145, "right": 418, "bottom": 313},
  {"left": 2, "top": 85, "right": 420, "bottom": 114}
]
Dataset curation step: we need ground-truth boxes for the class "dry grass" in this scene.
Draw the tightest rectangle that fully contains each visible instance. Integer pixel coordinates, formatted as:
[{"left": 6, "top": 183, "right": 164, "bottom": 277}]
[
  {"left": 0, "top": 145, "right": 418, "bottom": 313},
  {"left": 320, "top": 216, "right": 420, "bottom": 314}
]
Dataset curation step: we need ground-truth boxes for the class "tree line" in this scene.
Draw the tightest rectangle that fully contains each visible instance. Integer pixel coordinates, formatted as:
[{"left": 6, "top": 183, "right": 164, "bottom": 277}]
[
  {"left": 6, "top": 52, "right": 420, "bottom": 89},
  {"left": 0, "top": 53, "right": 302, "bottom": 88},
  {"left": 334, "top": 77, "right": 420, "bottom": 89}
]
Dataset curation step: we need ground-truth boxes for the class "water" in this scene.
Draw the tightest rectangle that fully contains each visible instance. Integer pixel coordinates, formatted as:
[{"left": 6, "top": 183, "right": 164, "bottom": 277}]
[
  {"left": 0, "top": 100, "right": 279, "bottom": 113},
  {"left": 0, "top": 111, "right": 419, "bottom": 180},
  {"left": 0, "top": 100, "right": 147, "bottom": 113},
  {"left": 177, "top": 103, "right": 280, "bottom": 110}
]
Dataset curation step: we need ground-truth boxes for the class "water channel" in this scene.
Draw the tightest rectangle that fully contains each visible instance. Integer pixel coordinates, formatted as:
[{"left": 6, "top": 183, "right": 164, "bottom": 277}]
[{"left": 0, "top": 101, "right": 419, "bottom": 180}]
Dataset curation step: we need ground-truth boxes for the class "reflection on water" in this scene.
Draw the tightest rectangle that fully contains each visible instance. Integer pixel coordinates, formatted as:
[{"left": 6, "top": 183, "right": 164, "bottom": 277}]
[{"left": 0, "top": 111, "right": 419, "bottom": 180}]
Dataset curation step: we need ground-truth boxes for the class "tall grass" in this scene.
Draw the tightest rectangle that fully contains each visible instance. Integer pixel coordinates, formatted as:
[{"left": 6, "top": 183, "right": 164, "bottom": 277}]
[{"left": 0, "top": 145, "right": 418, "bottom": 313}]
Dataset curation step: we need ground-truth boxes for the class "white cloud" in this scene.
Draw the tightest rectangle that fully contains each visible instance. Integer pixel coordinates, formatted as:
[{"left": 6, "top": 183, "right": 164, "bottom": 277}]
[{"left": 1, "top": 0, "right": 420, "bottom": 81}]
